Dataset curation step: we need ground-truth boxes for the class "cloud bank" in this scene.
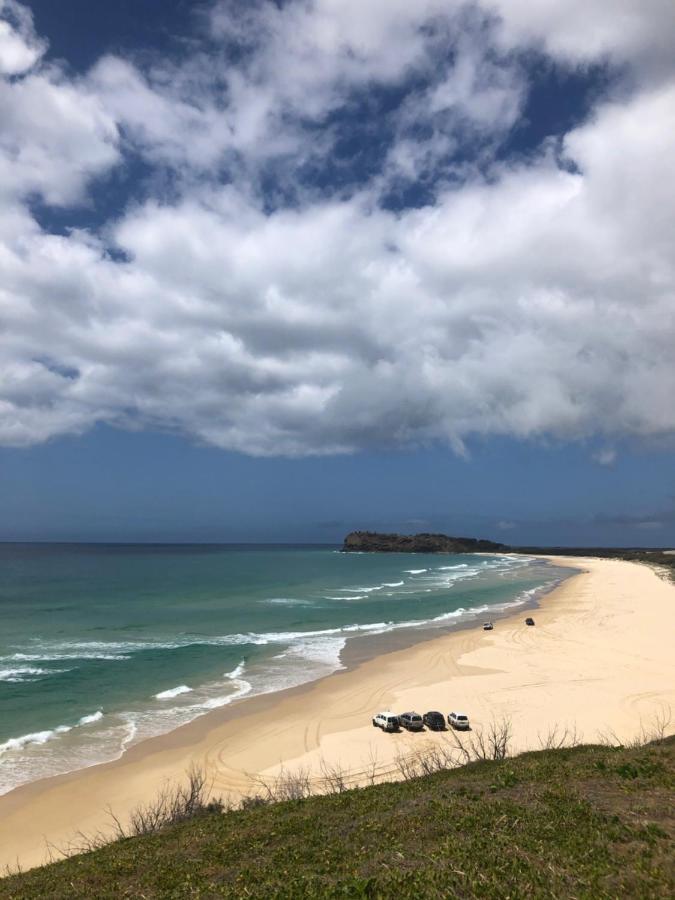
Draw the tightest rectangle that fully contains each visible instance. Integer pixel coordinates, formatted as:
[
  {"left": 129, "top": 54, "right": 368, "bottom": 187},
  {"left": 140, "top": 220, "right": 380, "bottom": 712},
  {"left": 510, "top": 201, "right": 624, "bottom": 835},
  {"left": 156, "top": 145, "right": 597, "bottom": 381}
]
[{"left": 1, "top": 0, "right": 674, "bottom": 455}]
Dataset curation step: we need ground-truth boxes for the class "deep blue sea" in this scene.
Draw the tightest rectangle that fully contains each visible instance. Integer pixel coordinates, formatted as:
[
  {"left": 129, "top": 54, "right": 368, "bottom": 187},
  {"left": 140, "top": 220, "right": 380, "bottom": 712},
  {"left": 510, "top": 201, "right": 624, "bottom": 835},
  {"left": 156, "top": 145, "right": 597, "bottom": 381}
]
[{"left": 0, "top": 544, "right": 569, "bottom": 793}]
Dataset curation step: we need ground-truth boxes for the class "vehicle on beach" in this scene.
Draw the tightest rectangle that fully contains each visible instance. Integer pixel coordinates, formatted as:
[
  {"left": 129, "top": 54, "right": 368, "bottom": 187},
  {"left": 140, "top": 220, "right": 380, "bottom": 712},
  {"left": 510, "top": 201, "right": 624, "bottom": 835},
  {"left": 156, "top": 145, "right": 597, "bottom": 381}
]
[
  {"left": 525, "top": 617, "right": 535, "bottom": 626},
  {"left": 423, "top": 710, "right": 446, "bottom": 730},
  {"left": 448, "top": 711, "right": 470, "bottom": 730},
  {"left": 483, "top": 622, "right": 494, "bottom": 630},
  {"left": 399, "top": 712, "right": 424, "bottom": 731},
  {"left": 372, "top": 711, "right": 400, "bottom": 732}
]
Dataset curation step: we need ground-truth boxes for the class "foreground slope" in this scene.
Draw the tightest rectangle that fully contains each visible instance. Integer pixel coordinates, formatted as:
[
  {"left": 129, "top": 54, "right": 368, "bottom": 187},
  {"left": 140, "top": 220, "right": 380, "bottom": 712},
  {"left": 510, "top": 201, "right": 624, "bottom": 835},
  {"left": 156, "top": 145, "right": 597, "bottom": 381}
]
[{"left": 2, "top": 739, "right": 673, "bottom": 899}]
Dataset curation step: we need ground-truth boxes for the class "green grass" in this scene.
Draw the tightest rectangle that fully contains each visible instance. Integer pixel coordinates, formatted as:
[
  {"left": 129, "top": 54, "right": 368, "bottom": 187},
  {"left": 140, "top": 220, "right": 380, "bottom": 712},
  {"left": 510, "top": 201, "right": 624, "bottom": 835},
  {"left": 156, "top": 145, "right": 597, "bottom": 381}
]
[{"left": 2, "top": 739, "right": 673, "bottom": 899}]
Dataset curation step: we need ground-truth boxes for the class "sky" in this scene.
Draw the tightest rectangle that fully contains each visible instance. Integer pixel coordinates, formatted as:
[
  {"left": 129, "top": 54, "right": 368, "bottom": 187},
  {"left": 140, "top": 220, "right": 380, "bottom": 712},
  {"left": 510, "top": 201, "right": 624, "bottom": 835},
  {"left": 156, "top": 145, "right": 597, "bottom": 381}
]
[{"left": 0, "top": 0, "right": 674, "bottom": 545}]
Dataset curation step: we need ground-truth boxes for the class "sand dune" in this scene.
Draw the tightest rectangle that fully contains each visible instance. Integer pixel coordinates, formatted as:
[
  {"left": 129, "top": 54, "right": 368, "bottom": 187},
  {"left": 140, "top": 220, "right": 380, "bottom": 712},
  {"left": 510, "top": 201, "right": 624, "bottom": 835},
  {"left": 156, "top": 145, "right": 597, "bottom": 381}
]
[{"left": 1, "top": 556, "right": 673, "bottom": 873}]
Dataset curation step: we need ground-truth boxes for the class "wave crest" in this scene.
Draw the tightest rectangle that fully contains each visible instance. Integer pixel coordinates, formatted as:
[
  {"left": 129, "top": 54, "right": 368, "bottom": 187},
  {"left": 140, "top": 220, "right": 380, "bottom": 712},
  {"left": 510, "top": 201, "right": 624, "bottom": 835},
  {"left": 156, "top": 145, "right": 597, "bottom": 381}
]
[{"left": 155, "top": 685, "right": 192, "bottom": 700}]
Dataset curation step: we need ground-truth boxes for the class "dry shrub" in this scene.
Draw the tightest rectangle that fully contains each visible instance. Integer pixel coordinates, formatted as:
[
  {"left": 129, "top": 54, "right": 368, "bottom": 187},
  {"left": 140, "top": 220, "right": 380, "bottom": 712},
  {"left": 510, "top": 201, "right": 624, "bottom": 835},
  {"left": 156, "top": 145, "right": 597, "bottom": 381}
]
[
  {"left": 597, "top": 706, "right": 672, "bottom": 749},
  {"left": 124, "top": 765, "right": 224, "bottom": 836},
  {"left": 319, "top": 758, "right": 350, "bottom": 794},
  {"left": 449, "top": 718, "right": 512, "bottom": 763},
  {"left": 65, "top": 765, "right": 224, "bottom": 856},
  {"left": 538, "top": 723, "right": 581, "bottom": 750},
  {"left": 249, "top": 764, "right": 313, "bottom": 803}
]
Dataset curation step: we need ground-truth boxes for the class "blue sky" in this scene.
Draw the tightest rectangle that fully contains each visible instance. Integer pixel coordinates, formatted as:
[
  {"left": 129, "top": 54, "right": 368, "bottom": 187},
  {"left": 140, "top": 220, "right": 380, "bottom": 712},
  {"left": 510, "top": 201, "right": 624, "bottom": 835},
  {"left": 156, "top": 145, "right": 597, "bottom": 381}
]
[
  {"left": 2, "top": 426, "right": 675, "bottom": 545},
  {"left": 1, "top": 1, "right": 674, "bottom": 545}
]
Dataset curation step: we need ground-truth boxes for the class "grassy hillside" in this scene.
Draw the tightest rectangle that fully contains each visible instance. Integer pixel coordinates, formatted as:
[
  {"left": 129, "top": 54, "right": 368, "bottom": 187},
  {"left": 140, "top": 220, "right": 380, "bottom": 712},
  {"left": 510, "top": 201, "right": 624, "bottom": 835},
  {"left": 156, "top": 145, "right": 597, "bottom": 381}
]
[{"left": 2, "top": 738, "right": 673, "bottom": 899}]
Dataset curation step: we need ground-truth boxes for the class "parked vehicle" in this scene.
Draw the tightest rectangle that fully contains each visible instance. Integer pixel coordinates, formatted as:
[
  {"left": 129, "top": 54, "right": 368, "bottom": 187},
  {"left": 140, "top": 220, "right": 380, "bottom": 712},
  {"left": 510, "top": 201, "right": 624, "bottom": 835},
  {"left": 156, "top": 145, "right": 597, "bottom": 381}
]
[
  {"left": 483, "top": 621, "right": 494, "bottom": 631},
  {"left": 399, "top": 711, "right": 424, "bottom": 731},
  {"left": 372, "top": 711, "right": 400, "bottom": 732},
  {"left": 423, "top": 710, "right": 446, "bottom": 730},
  {"left": 525, "top": 617, "right": 535, "bottom": 626},
  {"left": 448, "top": 711, "right": 470, "bottom": 730}
]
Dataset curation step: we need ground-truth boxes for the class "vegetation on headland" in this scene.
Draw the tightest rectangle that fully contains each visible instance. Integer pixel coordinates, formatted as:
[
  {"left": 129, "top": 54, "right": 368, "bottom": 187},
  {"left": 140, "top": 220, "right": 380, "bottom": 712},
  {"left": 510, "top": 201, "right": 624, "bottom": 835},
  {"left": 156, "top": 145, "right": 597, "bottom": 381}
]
[
  {"left": 342, "top": 531, "right": 508, "bottom": 553},
  {"left": 2, "top": 733, "right": 673, "bottom": 899}
]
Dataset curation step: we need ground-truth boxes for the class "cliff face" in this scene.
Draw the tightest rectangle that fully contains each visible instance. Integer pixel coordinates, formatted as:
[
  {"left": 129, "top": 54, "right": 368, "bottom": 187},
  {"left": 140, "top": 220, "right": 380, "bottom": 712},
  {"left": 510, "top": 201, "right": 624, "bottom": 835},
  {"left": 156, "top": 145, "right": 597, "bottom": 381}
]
[{"left": 342, "top": 531, "right": 509, "bottom": 553}]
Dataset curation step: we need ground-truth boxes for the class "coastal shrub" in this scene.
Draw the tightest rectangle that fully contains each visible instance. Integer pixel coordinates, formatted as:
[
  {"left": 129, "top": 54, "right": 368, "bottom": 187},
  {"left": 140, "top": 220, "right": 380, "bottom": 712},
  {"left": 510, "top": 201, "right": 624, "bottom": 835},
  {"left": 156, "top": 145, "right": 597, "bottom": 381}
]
[
  {"left": 537, "top": 723, "right": 581, "bottom": 750},
  {"left": 449, "top": 717, "right": 512, "bottom": 763},
  {"left": 250, "top": 764, "right": 313, "bottom": 803},
  {"left": 597, "top": 707, "right": 672, "bottom": 750},
  {"left": 124, "top": 765, "right": 225, "bottom": 837},
  {"left": 239, "top": 794, "right": 269, "bottom": 810},
  {"left": 51, "top": 765, "right": 226, "bottom": 862},
  {"left": 318, "top": 759, "right": 350, "bottom": 794},
  {"left": 394, "top": 742, "right": 457, "bottom": 781}
]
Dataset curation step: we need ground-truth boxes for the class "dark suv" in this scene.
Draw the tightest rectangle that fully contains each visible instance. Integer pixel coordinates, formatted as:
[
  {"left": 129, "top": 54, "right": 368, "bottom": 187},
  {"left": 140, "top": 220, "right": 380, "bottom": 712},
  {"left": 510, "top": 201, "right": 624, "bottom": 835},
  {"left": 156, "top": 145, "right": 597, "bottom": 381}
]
[
  {"left": 399, "top": 712, "right": 424, "bottom": 731},
  {"left": 423, "top": 711, "right": 446, "bottom": 730}
]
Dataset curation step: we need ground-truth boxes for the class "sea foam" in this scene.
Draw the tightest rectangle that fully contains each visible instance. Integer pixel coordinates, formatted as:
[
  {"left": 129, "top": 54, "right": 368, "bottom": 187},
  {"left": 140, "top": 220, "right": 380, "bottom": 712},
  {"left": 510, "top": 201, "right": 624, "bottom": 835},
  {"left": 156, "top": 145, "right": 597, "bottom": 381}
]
[
  {"left": 263, "top": 597, "right": 312, "bottom": 606},
  {"left": 0, "top": 666, "right": 51, "bottom": 682},
  {"left": 78, "top": 710, "right": 104, "bottom": 725},
  {"left": 155, "top": 685, "right": 193, "bottom": 700},
  {"left": 225, "top": 661, "right": 246, "bottom": 680},
  {"left": 0, "top": 710, "right": 103, "bottom": 757}
]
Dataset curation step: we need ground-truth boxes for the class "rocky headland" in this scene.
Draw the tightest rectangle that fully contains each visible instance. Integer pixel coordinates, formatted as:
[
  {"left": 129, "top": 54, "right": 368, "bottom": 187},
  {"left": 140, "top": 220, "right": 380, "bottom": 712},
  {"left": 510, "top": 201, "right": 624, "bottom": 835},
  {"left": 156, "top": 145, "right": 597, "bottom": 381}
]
[{"left": 342, "top": 531, "right": 509, "bottom": 553}]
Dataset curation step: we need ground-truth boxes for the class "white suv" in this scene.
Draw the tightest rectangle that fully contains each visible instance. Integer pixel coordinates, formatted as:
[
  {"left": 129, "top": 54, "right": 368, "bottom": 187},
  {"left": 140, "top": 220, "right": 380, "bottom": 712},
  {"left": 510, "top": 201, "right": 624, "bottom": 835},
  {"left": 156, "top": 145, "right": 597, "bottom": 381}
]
[
  {"left": 448, "top": 711, "right": 470, "bottom": 730},
  {"left": 372, "top": 711, "right": 400, "bottom": 732}
]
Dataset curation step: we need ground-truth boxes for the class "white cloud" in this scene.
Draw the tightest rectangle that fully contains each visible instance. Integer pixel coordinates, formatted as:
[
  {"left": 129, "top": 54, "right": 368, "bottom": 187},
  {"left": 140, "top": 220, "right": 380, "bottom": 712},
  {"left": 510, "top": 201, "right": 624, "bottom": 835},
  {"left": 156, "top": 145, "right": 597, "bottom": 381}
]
[
  {"left": 0, "top": 2, "right": 119, "bottom": 209},
  {"left": 0, "top": 71, "right": 120, "bottom": 205},
  {"left": 1, "top": 1, "right": 675, "bottom": 457},
  {"left": 87, "top": 0, "right": 525, "bottom": 189},
  {"left": 487, "top": 0, "right": 675, "bottom": 83},
  {"left": 0, "top": 0, "right": 44, "bottom": 75}
]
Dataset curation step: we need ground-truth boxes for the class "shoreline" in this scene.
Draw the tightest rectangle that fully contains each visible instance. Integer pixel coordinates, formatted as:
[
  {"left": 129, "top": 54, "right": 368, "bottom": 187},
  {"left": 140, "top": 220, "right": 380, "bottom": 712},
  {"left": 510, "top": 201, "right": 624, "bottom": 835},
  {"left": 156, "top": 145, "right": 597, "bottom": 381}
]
[
  {"left": 0, "top": 552, "right": 566, "bottom": 797},
  {"left": 1, "top": 555, "right": 674, "bottom": 873},
  {"left": 338, "top": 554, "right": 567, "bottom": 669}
]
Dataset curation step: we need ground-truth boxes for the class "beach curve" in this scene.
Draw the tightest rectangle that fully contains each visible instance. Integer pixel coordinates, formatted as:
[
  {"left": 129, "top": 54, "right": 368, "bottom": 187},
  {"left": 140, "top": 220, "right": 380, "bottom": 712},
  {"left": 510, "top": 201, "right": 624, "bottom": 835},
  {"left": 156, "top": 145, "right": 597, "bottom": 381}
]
[{"left": 0, "top": 555, "right": 674, "bottom": 874}]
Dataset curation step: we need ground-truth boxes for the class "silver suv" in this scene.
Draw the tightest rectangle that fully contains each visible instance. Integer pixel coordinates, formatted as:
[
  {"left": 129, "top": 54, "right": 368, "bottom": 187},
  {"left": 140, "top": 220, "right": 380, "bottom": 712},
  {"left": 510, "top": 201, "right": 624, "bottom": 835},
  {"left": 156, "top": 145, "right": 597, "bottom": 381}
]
[{"left": 399, "top": 711, "right": 424, "bottom": 731}]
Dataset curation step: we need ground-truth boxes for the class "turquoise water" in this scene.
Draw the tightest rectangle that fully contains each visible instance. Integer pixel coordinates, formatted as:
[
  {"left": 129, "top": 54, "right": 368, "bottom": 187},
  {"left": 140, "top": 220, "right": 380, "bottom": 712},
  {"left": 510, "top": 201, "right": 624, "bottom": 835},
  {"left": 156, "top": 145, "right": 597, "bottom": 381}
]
[{"left": 0, "top": 544, "right": 568, "bottom": 793}]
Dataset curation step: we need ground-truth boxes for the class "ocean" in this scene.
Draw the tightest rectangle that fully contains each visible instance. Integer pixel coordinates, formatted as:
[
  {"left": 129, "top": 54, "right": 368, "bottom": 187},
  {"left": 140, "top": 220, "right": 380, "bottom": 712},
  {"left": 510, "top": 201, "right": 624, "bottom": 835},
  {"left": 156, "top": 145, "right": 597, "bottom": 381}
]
[{"left": 0, "top": 543, "right": 570, "bottom": 794}]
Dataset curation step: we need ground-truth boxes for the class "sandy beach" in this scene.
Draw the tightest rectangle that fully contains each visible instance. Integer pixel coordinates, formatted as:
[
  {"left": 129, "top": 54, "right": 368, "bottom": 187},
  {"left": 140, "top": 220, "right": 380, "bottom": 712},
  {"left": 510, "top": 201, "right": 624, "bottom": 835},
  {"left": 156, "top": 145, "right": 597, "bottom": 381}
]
[{"left": 1, "top": 555, "right": 674, "bottom": 874}]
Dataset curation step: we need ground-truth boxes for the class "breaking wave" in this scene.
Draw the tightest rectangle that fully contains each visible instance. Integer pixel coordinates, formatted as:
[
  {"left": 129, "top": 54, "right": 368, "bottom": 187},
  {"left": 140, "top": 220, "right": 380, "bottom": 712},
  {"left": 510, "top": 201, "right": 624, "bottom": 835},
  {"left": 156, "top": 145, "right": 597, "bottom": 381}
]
[
  {"left": 262, "top": 597, "right": 312, "bottom": 606},
  {"left": 0, "top": 710, "right": 104, "bottom": 757},
  {"left": 0, "top": 666, "right": 54, "bottom": 682},
  {"left": 155, "top": 684, "right": 193, "bottom": 700}
]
